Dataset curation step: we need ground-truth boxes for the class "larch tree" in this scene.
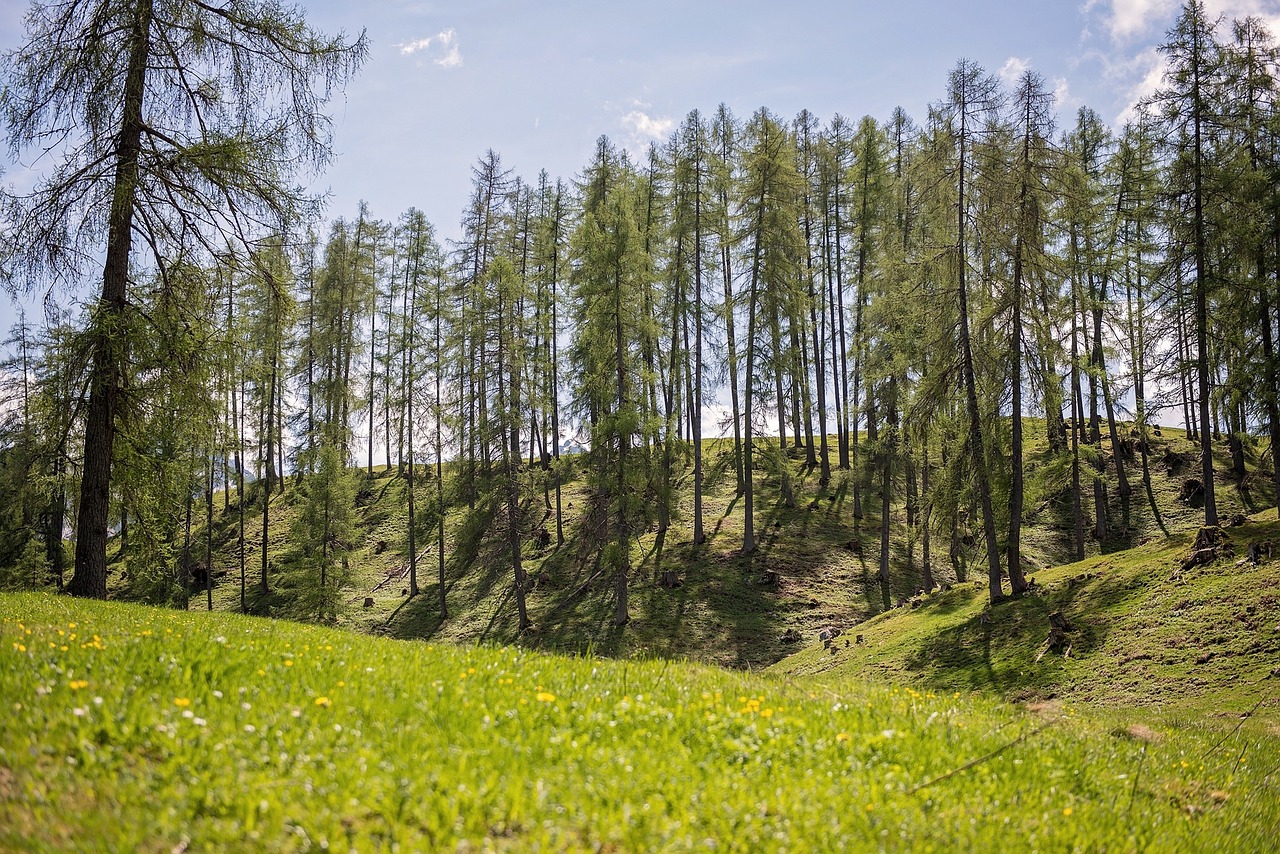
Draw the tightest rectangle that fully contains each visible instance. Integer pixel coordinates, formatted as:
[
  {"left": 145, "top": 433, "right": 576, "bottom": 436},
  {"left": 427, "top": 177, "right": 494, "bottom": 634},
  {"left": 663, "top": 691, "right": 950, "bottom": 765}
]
[
  {"left": 531, "top": 173, "right": 569, "bottom": 546},
  {"left": 673, "top": 111, "right": 712, "bottom": 544},
  {"left": 796, "top": 109, "right": 833, "bottom": 485},
  {"left": 710, "top": 105, "right": 746, "bottom": 495},
  {"left": 737, "top": 107, "right": 806, "bottom": 553},
  {"left": 570, "top": 136, "right": 653, "bottom": 626},
  {"left": 1112, "top": 114, "right": 1168, "bottom": 531},
  {"left": 937, "top": 59, "right": 1007, "bottom": 604},
  {"left": 1003, "top": 69, "right": 1055, "bottom": 594},
  {"left": 246, "top": 237, "right": 296, "bottom": 597},
  {"left": 0, "top": 0, "right": 366, "bottom": 599},
  {"left": 1220, "top": 16, "right": 1280, "bottom": 516},
  {"left": 396, "top": 208, "right": 438, "bottom": 599},
  {"left": 1152, "top": 0, "right": 1222, "bottom": 527}
]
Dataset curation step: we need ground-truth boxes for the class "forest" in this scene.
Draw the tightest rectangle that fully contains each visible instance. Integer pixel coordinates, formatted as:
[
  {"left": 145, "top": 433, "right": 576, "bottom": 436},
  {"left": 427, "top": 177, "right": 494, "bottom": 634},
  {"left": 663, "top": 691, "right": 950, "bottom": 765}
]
[
  {"left": 0, "top": 0, "right": 1276, "bottom": 634},
  {"left": 6, "top": 2, "right": 1280, "bottom": 850}
]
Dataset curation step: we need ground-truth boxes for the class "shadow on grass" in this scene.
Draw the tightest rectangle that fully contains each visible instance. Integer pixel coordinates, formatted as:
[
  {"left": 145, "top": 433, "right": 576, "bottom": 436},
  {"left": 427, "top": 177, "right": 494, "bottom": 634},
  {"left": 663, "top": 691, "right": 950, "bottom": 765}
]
[{"left": 902, "top": 570, "right": 1140, "bottom": 695}]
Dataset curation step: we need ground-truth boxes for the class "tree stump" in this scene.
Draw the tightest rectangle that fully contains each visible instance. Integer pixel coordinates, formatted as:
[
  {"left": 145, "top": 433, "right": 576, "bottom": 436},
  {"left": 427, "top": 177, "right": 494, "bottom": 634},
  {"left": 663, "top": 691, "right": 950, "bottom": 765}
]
[
  {"left": 1181, "top": 526, "right": 1233, "bottom": 572},
  {"left": 1193, "top": 525, "right": 1228, "bottom": 551},
  {"left": 1036, "top": 611, "right": 1073, "bottom": 662},
  {"left": 818, "top": 626, "right": 843, "bottom": 648}
]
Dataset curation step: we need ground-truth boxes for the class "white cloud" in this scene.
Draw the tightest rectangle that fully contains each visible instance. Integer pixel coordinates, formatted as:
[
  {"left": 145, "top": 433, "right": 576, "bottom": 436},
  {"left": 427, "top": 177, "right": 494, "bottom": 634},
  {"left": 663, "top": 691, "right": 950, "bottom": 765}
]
[
  {"left": 1082, "top": 1, "right": 1280, "bottom": 126},
  {"left": 1204, "top": 0, "right": 1280, "bottom": 37},
  {"left": 1086, "top": 0, "right": 1178, "bottom": 41},
  {"left": 1053, "top": 76, "right": 1075, "bottom": 111},
  {"left": 398, "top": 28, "right": 462, "bottom": 68},
  {"left": 998, "top": 56, "right": 1031, "bottom": 88},
  {"left": 1114, "top": 46, "right": 1167, "bottom": 124},
  {"left": 1087, "top": 0, "right": 1280, "bottom": 42},
  {"left": 620, "top": 110, "right": 675, "bottom": 142}
]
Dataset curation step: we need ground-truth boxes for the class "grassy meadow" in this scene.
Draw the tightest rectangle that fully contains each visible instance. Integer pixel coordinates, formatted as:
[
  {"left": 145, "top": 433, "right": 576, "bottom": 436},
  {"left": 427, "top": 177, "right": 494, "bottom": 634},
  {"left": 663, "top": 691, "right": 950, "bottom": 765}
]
[
  {"left": 5, "top": 422, "right": 1276, "bottom": 849},
  {"left": 3, "top": 592, "right": 1278, "bottom": 851}
]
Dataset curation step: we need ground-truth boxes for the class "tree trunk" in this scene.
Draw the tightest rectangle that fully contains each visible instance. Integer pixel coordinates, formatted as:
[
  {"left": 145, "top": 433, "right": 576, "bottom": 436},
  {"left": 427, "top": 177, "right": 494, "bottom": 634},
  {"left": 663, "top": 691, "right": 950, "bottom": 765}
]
[
  {"left": 68, "top": 0, "right": 154, "bottom": 599},
  {"left": 614, "top": 272, "right": 630, "bottom": 627},
  {"left": 205, "top": 457, "right": 214, "bottom": 610},
  {"left": 692, "top": 154, "right": 706, "bottom": 544},
  {"left": 1008, "top": 239, "right": 1027, "bottom": 594},
  {"left": 238, "top": 371, "right": 247, "bottom": 611},
  {"left": 406, "top": 265, "right": 419, "bottom": 599},
  {"left": 920, "top": 440, "right": 934, "bottom": 591},
  {"left": 1190, "top": 41, "right": 1217, "bottom": 526},
  {"left": 1263, "top": 258, "right": 1280, "bottom": 518}
]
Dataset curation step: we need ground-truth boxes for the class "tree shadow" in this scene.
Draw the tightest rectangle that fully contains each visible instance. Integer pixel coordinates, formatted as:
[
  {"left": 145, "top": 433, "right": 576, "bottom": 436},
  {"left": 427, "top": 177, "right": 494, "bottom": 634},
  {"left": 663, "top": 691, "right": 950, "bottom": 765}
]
[{"left": 902, "top": 571, "right": 1133, "bottom": 695}]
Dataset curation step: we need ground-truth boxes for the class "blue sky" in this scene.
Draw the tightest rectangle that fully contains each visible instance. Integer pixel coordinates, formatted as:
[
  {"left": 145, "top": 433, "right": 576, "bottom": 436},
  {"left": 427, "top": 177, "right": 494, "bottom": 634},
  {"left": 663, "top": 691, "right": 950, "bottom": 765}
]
[
  {"left": 4, "top": 0, "right": 1280, "bottom": 284},
  {"left": 292, "top": 0, "right": 1280, "bottom": 242}
]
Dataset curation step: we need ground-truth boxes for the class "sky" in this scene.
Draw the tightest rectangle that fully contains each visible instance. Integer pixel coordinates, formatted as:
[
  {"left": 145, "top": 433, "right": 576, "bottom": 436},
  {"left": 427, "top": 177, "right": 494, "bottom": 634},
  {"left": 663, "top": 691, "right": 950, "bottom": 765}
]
[{"left": 4, "top": 0, "right": 1280, "bottom": 298}]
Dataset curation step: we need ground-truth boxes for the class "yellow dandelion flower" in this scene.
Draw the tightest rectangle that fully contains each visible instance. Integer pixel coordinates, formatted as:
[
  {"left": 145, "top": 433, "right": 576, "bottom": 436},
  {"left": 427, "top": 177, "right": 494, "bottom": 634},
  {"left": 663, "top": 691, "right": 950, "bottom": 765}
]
[
  {"left": 336, "top": 680, "right": 345, "bottom": 688},
  {"left": 760, "top": 708, "right": 774, "bottom": 719},
  {"left": 68, "top": 680, "right": 88, "bottom": 690},
  {"left": 284, "top": 660, "right": 293, "bottom": 667},
  {"left": 536, "top": 691, "right": 556, "bottom": 703},
  {"left": 836, "top": 732, "right": 850, "bottom": 742},
  {"left": 314, "top": 696, "right": 331, "bottom": 707},
  {"left": 1063, "top": 807, "right": 1073, "bottom": 817},
  {"left": 174, "top": 697, "right": 191, "bottom": 708}
]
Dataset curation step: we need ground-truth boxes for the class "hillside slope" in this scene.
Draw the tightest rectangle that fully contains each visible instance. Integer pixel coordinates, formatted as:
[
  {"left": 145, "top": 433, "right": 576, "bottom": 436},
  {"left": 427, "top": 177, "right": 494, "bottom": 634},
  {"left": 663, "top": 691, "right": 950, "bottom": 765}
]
[
  {"left": 771, "top": 512, "right": 1280, "bottom": 716},
  {"left": 111, "top": 424, "right": 1274, "bottom": 671}
]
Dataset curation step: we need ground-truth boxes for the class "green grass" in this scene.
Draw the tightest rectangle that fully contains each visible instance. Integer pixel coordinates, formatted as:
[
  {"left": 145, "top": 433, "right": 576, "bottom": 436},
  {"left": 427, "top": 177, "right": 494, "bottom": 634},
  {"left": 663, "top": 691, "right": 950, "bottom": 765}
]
[
  {"left": 770, "top": 511, "right": 1280, "bottom": 716},
  {"left": 3, "top": 592, "right": 1279, "bottom": 851}
]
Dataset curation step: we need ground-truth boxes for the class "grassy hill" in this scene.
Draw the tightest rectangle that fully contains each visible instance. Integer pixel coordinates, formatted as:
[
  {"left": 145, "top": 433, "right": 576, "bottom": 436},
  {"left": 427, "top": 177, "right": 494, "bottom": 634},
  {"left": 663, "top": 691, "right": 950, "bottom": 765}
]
[
  {"left": 3, "top": 592, "right": 1279, "bottom": 851},
  {"left": 118, "top": 422, "right": 1272, "bottom": 673},
  {"left": 771, "top": 511, "right": 1280, "bottom": 713}
]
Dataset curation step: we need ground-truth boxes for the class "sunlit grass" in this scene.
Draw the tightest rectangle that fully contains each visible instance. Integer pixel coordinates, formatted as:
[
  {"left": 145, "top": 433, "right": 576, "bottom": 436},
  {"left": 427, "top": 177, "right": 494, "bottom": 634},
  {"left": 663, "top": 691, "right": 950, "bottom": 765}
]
[{"left": 3, "top": 593, "right": 1277, "bottom": 851}]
